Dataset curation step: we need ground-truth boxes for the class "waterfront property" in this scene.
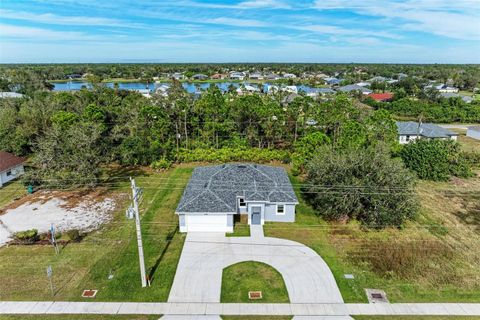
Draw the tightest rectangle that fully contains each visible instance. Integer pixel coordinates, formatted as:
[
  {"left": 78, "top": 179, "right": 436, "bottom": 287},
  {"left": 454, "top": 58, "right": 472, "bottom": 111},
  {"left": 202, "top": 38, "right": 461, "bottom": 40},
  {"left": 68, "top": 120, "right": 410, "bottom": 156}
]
[{"left": 175, "top": 163, "right": 298, "bottom": 232}]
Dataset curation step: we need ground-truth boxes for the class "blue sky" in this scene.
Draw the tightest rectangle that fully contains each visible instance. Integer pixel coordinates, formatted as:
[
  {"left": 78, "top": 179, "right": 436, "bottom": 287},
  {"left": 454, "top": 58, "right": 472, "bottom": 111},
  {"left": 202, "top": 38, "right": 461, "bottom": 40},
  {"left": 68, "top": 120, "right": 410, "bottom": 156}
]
[{"left": 0, "top": 0, "right": 479, "bottom": 63}]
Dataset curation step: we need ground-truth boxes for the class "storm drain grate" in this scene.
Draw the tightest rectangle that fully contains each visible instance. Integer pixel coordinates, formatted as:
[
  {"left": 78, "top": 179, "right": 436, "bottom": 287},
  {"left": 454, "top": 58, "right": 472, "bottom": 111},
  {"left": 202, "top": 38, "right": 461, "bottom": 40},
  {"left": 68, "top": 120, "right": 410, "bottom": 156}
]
[{"left": 365, "top": 288, "right": 389, "bottom": 303}]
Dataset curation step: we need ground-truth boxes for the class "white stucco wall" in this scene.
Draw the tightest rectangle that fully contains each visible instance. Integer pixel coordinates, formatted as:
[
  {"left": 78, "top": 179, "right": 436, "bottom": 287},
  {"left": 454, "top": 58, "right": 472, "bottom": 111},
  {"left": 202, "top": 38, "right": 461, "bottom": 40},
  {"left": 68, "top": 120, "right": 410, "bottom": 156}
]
[{"left": 0, "top": 164, "right": 24, "bottom": 187}]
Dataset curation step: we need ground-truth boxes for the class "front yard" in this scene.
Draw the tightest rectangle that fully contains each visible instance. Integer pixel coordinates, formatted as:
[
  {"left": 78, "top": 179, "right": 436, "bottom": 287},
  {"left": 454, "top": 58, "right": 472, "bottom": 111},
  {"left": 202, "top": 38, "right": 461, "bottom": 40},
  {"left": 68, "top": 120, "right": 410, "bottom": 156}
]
[{"left": 0, "top": 165, "right": 193, "bottom": 301}]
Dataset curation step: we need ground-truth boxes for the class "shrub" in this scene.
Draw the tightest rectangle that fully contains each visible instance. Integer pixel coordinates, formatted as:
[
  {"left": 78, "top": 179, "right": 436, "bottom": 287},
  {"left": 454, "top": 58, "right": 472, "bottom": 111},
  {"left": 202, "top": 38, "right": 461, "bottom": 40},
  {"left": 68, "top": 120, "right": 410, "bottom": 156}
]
[
  {"left": 151, "top": 158, "right": 172, "bottom": 170},
  {"left": 13, "top": 229, "right": 38, "bottom": 244},
  {"left": 303, "top": 145, "right": 418, "bottom": 228},
  {"left": 400, "top": 139, "right": 473, "bottom": 181},
  {"left": 178, "top": 147, "right": 290, "bottom": 164},
  {"left": 65, "top": 229, "right": 82, "bottom": 242}
]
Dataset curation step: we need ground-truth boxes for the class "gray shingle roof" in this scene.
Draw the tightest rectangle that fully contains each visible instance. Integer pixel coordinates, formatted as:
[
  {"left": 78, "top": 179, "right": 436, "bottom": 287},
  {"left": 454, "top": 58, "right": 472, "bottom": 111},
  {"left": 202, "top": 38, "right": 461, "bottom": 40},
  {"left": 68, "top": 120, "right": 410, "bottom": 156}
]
[
  {"left": 337, "top": 85, "right": 372, "bottom": 93},
  {"left": 176, "top": 164, "right": 298, "bottom": 214},
  {"left": 396, "top": 121, "right": 458, "bottom": 138}
]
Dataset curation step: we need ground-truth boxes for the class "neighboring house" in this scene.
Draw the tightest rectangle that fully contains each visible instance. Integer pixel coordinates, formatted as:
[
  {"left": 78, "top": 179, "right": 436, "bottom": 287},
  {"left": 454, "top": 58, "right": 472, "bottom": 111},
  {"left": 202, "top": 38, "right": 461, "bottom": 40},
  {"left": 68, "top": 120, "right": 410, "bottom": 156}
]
[
  {"left": 0, "top": 151, "right": 25, "bottom": 188},
  {"left": 440, "top": 92, "right": 473, "bottom": 103},
  {"left": 283, "top": 73, "right": 297, "bottom": 79},
  {"left": 307, "top": 88, "right": 335, "bottom": 97},
  {"left": 65, "top": 73, "right": 82, "bottom": 79},
  {"left": 396, "top": 121, "right": 458, "bottom": 144},
  {"left": 265, "top": 73, "right": 281, "bottom": 80},
  {"left": 282, "top": 93, "right": 299, "bottom": 105},
  {"left": 368, "top": 92, "right": 394, "bottom": 102},
  {"left": 236, "top": 85, "right": 260, "bottom": 94},
  {"left": 467, "top": 126, "right": 480, "bottom": 140},
  {"left": 0, "top": 92, "right": 24, "bottom": 98},
  {"left": 355, "top": 81, "right": 371, "bottom": 87},
  {"left": 210, "top": 73, "right": 226, "bottom": 80},
  {"left": 171, "top": 73, "right": 185, "bottom": 80},
  {"left": 338, "top": 84, "right": 372, "bottom": 95},
  {"left": 192, "top": 74, "right": 208, "bottom": 80},
  {"left": 425, "top": 84, "right": 459, "bottom": 93},
  {"left": 249, "top": 72, "right": 264, "bottom": 80},
  {"left": 176, "top": 164, "right": 298, "bottom": 232},
  {"left": 230, "top": 72, "right": 246, "bottom": 80},
  {"left": 397, "top": 73, "right": 408, "bottom": 80},
  {"left": 368, "top": 76, "right": 388, "bottom": 82},
  {"left": 324, "top": 77, "right": 341, "bottom": 85}
]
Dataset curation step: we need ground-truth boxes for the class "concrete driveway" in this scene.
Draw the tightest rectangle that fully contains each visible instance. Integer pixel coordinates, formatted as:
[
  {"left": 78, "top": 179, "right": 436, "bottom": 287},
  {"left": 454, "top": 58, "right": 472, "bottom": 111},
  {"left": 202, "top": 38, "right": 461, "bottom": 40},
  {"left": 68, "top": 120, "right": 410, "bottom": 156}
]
[{"left": 168, "top": 230, "right": 344, "bottom": 304}]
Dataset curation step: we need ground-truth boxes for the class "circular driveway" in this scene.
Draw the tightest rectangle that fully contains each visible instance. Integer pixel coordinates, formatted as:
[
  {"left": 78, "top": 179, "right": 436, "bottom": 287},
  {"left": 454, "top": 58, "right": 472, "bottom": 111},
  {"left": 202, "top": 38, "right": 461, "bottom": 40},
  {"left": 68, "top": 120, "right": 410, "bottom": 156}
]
[{"left": 168, "top": 231, "right": 344, "bottom": 303}]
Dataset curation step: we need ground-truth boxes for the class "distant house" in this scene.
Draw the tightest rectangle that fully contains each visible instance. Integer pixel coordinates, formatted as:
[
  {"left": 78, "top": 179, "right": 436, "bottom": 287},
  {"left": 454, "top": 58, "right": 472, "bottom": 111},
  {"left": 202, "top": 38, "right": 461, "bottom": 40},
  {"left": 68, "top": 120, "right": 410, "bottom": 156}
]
[
  {"left": 397, "top": 73, "right": 408, "bottom": 80},
  {"left": 249, "top": 72, "right": 264, "bottom": 80},
  {"left": 355, "top": 82, "right": 371, "bottom": 87},
  {"left": 283, "top": 73, "right": 297, "bottom": 79},
  {"left": 307, "top": 88, "right": 335, "bottom": 97},
  {"left": 282, "top": 93, "right": 299, "bottom": 105},
  {"left": 368, "top": 92, "right": 394, "bottom": 102},
  {"left": 324, "top": 77, "right": 341, "bottom": 86},
  {"left": 237, "top": 85, "right": 260, "bottom": 95},
  {"left": 171, "top": 73, "right": 185, "bottom": 80},
  {"left": 338, "top": 84, "right": 372, "bottom": 95},
  {"left": 65, "top": 73, "right": 82, "bottom": 79},
  {"left": 192, "top": 74, "right": 208, "bottom": 80},
  {"left": 0, "top": 92, "right": 24, "bottom": 99},
  {"left": 368, "top": 76, "right": 388, "bottom": 82},
  {"left": 440, "top": 92, "right": 473, "bottom": 103},
  {"left": 425, "top": 84, "right": 459, "bottom": 93},
  {"left": 0, "top": 151, "right": 25, "bottom": 188},
  {"left": 467, "top": 126, "right": 480, "bottom": 140},
  {"left": 265, "top": 73, "right": 281, "bottom": 80},
  {"left": 396, "top": 121, "right": 458, "bottom": 144},
  {"left": 230, "top": 72, "right": 246, "bottom": 80},
  {"left": 210, "top": 73, "right": 226, "bottom": 80},
  {"left": 176, "top": 164, "right": 298, "bottom": 232}
]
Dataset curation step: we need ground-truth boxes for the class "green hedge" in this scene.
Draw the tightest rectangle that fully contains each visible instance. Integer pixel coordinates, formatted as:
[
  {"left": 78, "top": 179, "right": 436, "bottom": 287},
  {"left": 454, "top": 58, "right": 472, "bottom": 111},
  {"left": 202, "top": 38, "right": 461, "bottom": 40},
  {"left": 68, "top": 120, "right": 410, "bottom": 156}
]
[{"left": 178, "top": 147, "right": 290, "bottom": 163}]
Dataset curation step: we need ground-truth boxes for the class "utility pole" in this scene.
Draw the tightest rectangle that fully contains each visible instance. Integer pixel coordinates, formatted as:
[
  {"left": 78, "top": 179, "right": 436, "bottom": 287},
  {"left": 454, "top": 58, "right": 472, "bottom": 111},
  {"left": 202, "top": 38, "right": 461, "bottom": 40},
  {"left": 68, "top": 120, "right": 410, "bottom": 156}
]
[{"left": 130, "top": 177, "right": 147, "bottom": 288}]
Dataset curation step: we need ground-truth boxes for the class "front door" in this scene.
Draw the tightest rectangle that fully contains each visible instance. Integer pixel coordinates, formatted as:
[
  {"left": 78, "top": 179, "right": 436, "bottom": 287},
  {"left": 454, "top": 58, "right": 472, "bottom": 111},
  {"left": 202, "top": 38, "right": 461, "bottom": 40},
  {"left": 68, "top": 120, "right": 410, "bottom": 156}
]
[{"left": 251, "top": 206, "right": 261, "bottom": 225}]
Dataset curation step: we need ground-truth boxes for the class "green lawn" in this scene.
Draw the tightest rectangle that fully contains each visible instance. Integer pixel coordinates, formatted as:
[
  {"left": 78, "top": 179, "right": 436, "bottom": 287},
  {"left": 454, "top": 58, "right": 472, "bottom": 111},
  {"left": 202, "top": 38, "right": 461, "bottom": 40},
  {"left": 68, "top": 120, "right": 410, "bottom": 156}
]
[
  {"left": 264, "top": 173, "right": 480, "bottom": 303},
  {"left": 221, "top": 261, "right": 289, "bottom": 303},
  {"left": 226, "top": 222, "right": 250, "bottom": 237},
  {"left": 0, "top": 165, "right": 193, "bottom": 301},
  {"left": 0, "top": 180, "right": 26, "bottom": 209},
  {"left": 0, "top": 316, "right": 158, "bottom": 320}
]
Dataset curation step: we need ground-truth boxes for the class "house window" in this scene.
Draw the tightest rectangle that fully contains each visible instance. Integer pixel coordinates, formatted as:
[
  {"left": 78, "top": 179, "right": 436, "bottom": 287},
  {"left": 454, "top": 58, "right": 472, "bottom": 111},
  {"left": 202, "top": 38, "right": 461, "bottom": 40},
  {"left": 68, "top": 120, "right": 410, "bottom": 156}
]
[
  {"left": 6, "top": 170, "right": 12, "bottom": 177},
  {"left": 238, "top": 197, "right": 246, "bottom": 208},
  {"left": 276, "top": 204, "right": 285, "bottom": 215},
  {"left": 406, "top": 135, "right": 410, "bottom": 141}
]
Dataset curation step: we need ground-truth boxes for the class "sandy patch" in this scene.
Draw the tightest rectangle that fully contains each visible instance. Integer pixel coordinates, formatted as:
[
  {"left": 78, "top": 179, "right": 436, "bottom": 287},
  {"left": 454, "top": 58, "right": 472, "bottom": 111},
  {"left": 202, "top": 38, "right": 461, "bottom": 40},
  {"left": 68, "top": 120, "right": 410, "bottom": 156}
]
[{"left": 0, "top": 192, "right": 116, "bottom": 247}]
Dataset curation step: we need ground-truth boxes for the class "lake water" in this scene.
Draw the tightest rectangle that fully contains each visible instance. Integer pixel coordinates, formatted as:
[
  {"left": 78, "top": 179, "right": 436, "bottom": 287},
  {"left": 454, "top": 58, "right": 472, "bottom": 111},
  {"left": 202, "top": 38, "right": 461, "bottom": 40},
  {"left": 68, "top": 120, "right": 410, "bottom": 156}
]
[{"left": 51, "top": 81, "right": 322, "bottom": 94}]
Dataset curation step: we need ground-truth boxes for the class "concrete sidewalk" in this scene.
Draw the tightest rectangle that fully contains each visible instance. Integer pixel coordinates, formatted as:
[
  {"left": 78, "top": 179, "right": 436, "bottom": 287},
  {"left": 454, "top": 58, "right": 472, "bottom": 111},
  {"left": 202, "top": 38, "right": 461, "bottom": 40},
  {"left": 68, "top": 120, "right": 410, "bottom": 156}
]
[{"left": 1, "top": 301, "right": 479, "bottom": 316}]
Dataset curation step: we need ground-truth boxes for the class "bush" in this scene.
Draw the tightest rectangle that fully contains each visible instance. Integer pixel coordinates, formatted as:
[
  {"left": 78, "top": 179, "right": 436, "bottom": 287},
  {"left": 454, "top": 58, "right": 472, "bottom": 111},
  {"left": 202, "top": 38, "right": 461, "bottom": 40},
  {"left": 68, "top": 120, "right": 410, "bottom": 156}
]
[
  {"left": 65, "top": 229, "right": 82, "bottom": 242},
  {"left": 303, "top": 145, "right": 418, "bottom": 228},
  {"left": 400, "top": 139, "right": 473, "bottom": 181},
  {"left": 178, "top": 147, "right": 290, "bottom": 163},
  {"left": 151, "top": 158, "right": 172, "bottom": 170},
  {"left": 13, "top": 229, "right": 38, "bottom": 244}
]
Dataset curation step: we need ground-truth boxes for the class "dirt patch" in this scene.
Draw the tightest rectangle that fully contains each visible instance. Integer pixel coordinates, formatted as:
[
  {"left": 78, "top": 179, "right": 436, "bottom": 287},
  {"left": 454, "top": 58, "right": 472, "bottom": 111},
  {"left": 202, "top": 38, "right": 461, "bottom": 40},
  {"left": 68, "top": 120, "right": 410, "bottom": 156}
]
[{"left": 0, "top": 190, "right": 118, "bottom": 247}]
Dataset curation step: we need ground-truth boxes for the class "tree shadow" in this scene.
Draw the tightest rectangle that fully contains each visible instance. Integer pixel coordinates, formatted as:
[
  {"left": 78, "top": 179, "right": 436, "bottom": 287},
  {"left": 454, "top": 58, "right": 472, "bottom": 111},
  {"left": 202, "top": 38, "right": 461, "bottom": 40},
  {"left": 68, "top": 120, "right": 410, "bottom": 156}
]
[
  {"left": 147, "top": 226, "right": 178, "bottom": 284},
  {"left": 449, "top": 193, "right": 480, "bottom": 232}
]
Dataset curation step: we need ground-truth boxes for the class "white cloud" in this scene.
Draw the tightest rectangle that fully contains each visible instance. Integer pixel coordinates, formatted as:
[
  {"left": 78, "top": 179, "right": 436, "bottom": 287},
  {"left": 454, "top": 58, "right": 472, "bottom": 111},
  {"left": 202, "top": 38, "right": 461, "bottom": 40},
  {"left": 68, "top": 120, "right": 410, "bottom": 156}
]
[
  {"left": 0, "top": 24, "right": 105, "bottom": 41},
  {"left": 293, "top": 24, "right": 401, "bottom": 40},
  {"left": 0, "top": 9, "right": 145, "bottom": 28},
  {"left": 236, "top": 0, "right": 291, "bottom": 9},
  {"left": 313, "top": 0, "right": 480, "bottom": 41},
  {"left": 205, "top": 17, "right": 266, "bottom": 27}
]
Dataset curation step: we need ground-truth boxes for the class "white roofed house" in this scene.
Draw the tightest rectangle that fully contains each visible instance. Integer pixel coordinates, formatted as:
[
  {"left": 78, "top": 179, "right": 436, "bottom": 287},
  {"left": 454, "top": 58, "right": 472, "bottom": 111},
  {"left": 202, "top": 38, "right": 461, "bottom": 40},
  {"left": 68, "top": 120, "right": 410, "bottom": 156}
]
[
  {"left": 0, "top": 92, "right": 24, "bottom": 99},
  {"left": 467, "top": 126, "right": 480, "bottom": 140},
  {"left": 249, "top": 72, "right": 264, "bottom": 80},
  {"left": 337, "top": 84, "right": 372, "bottom": 95},
  {"left": 396, "top": 121, "right": 458, "bottom": 144},
  {"left": 283, "top": 73, "right": 297, "bottom": 79},
  {"left": 0, "top": 151, "right": 25, "bottom": 188},
  {"left": 229, "top": 71, "right": 246, "bottom": 80}
]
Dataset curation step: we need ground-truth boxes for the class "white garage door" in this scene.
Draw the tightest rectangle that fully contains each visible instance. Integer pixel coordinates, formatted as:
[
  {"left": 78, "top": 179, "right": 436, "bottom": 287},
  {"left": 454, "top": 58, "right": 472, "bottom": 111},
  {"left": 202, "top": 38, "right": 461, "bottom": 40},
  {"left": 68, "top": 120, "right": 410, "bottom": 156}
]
[{"left": 185, "top": 215, "right": 229, "bottom": 232}]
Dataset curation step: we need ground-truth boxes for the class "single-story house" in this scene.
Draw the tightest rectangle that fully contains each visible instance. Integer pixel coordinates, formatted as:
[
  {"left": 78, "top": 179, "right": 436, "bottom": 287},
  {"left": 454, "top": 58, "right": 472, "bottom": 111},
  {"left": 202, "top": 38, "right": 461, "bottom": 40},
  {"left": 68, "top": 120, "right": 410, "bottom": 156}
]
[
  {"left": 176, "top": 164, "right": 298, "bottom": 233},
  {"left": 0, "top": 92, "right": 24, "bottom": 99},
  {"left": 396, "top": 121, "right": 458, "bottom": 144},
  {"left": 171, "top": 73, "right": 185, "bottom": 80},
  {"left": 338, "top": 84, "right": 372, "bottom": 95},
  {"left": 368, "top": 92, "right": 394, "bottom": 102},
  {"left": 265, "top": 73, "right": 281, "bottom": 80},
  {"left": 467, "top": 126, "right": 480, "bottom": 140},
  {"left": 229, "top": 72, "right": 246, "bottom": 80},
  {"left": 192, "top": 74, "right": 208, "bottom": 80},
  {"left": 368, "top": 76, "right": 388, "bottom": 82},
  {"left": 210, "top": 73, "right": 226, "bottom": 80},
  {"left": 324, "top": 77, "right": 341, "bottom": 85},
  {"left": 249, "top": 72, "right": 264, "bottom": 80},
  {"left": 283, "top": 73, "right": 297, "bottom": 79},
  {"left": 0, "top": 151, "right": 25, "bottom": 188},
  {"left": 440, "top": 92, "right": 473, "bottom": 103},
  {"left": 425, "top": 84, "right": 459, "bottom": 93}
]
